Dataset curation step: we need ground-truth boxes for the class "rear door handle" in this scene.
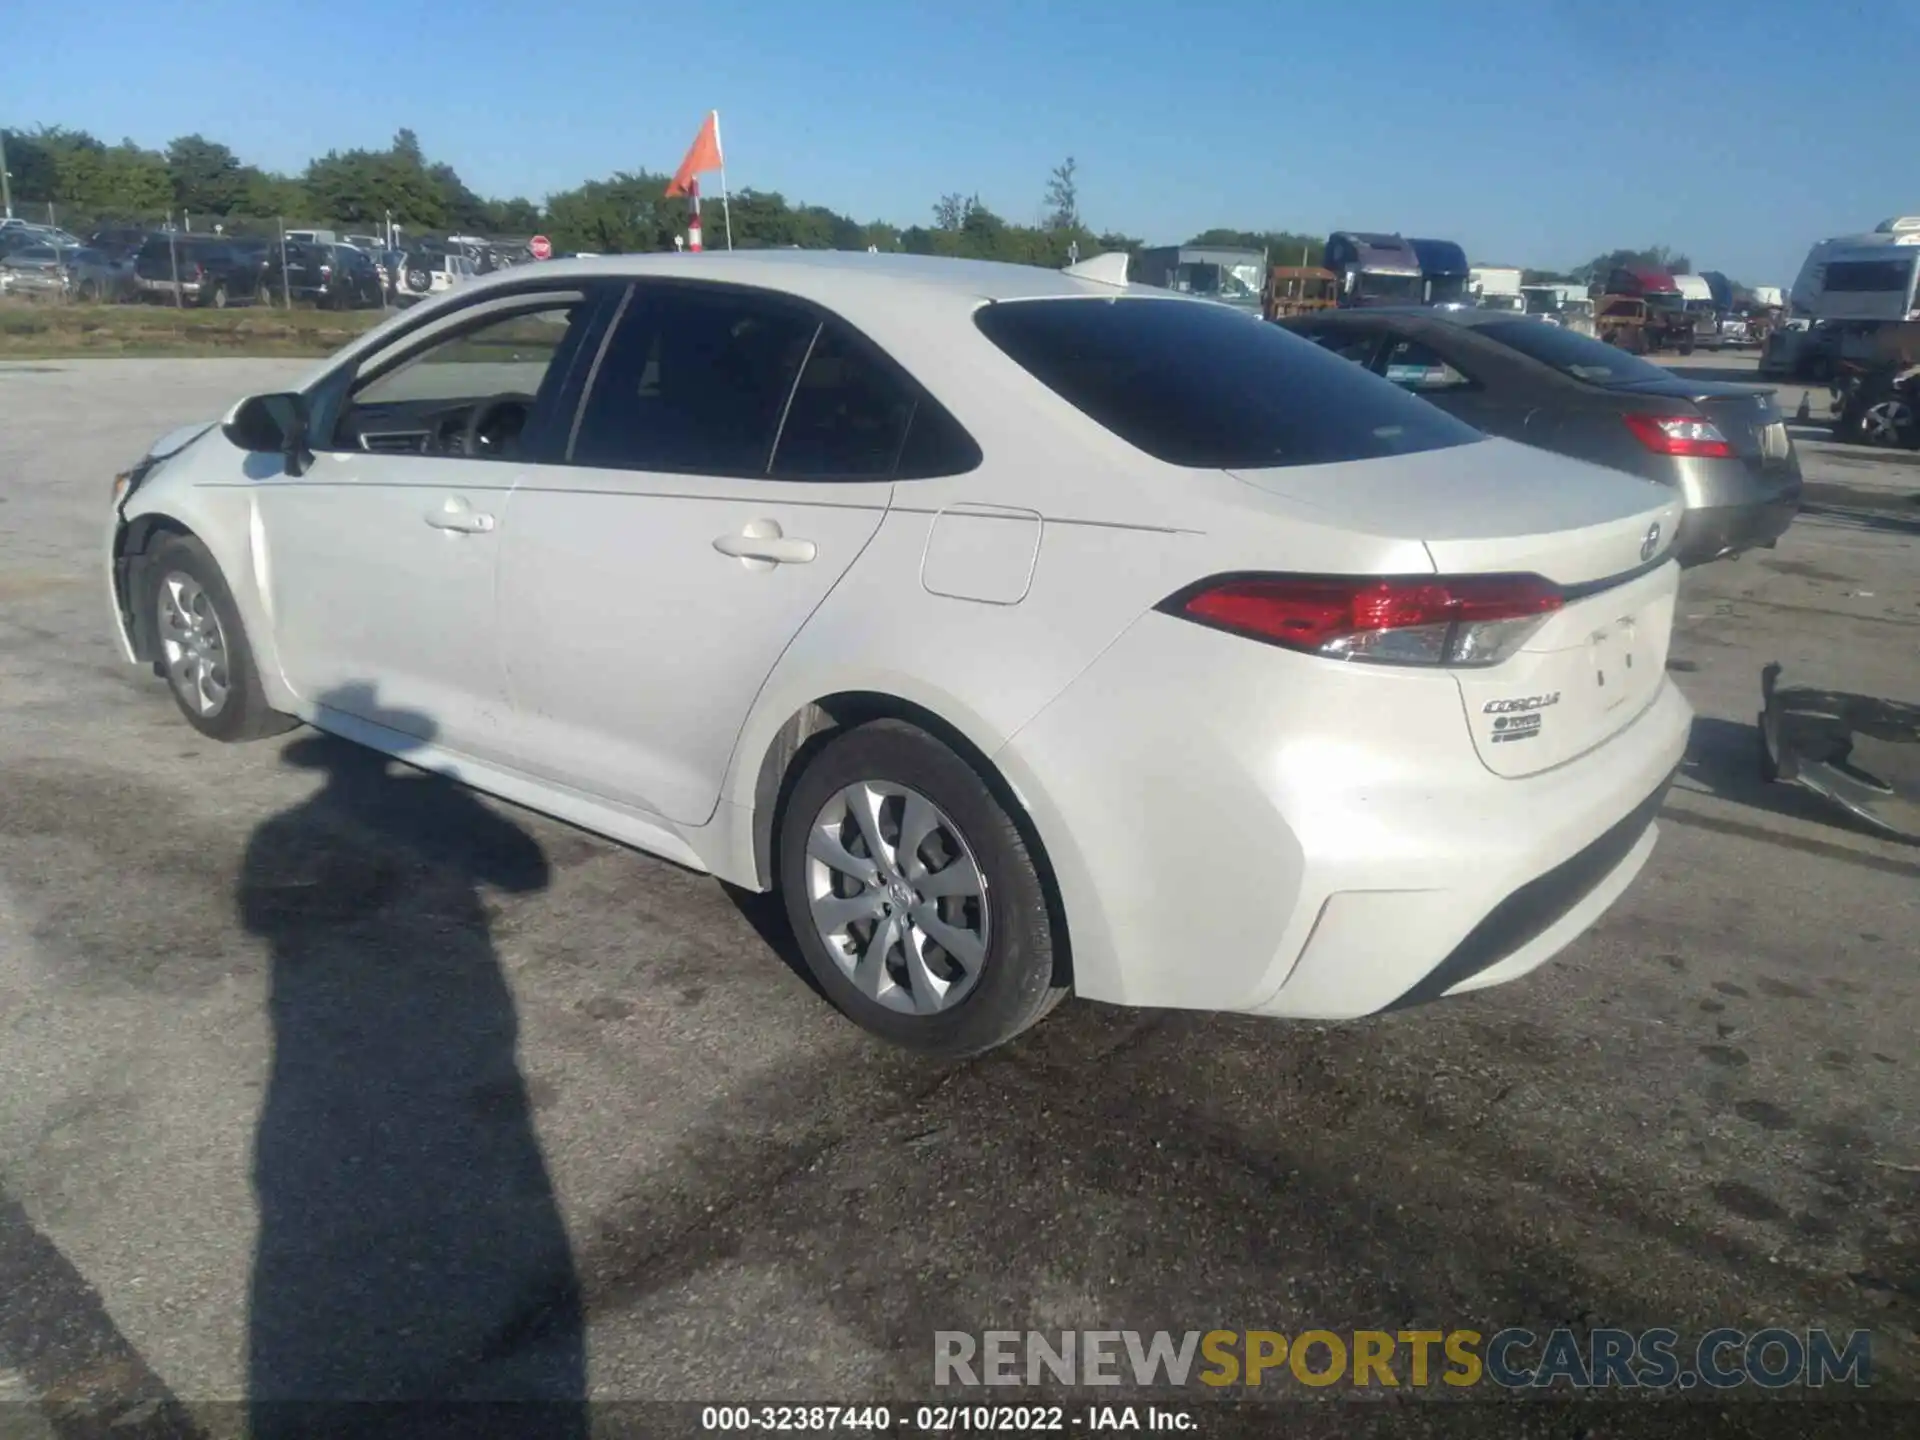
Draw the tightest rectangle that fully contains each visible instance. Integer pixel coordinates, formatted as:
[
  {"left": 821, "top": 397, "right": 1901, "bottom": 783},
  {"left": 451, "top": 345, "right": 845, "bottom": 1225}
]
[
  {"left": 425, "top": 496, "right": 495, "bottom": 533},
  {"left": 713, "top": 519, "right": 816, "bottom": 566}
]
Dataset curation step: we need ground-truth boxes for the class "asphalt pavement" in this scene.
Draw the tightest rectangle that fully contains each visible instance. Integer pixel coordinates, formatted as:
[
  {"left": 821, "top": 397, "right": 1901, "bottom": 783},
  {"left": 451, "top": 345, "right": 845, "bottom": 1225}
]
[{"left": 0, "top": 354, "right": 1914, "bottom": 1434}]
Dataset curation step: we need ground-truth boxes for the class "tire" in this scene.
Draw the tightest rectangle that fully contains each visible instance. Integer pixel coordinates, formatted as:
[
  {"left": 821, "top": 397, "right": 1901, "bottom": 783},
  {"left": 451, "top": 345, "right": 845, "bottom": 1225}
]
[
  {"left": 145, "top": 534, "right": 297, "bottom": 743},
  {"left": 776, "top": 719, "right": 1068, "bottom": 1057},
  {"left": 1678, "top": 336, "right": 1695, "bottom": 356}
]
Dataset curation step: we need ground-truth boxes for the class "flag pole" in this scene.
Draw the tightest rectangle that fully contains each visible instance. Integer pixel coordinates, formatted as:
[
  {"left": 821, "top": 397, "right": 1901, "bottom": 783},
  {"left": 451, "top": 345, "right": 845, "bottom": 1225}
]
[{"left": 714, "top": 110, "right": 733, "bottom": 251}]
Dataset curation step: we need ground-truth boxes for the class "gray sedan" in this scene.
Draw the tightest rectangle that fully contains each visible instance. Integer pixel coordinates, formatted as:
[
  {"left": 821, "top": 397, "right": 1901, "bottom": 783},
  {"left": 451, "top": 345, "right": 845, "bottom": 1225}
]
[
  {"left": 1280, "top": 308, "right": 1801, "bottom": 566},
  {"left": 0, "top": 244, "right": 133, "bottom": 302}
]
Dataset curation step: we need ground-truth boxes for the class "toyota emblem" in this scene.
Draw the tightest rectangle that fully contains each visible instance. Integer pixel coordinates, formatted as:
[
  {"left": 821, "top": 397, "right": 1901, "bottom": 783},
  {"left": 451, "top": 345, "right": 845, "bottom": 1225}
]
[{"left": 1640, "top": 522, "right": 1662, "bottom": 562}]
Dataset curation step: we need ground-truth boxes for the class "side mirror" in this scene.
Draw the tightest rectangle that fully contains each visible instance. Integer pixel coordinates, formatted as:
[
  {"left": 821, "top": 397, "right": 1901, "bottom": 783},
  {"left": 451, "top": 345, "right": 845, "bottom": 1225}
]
[{"left": 223, "top": 392, "right": 311, "bottom": 474}]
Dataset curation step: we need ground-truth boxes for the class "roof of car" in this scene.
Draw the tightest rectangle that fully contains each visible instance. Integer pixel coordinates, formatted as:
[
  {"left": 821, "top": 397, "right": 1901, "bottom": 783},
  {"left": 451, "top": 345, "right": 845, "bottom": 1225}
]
[{"left": 462, "top": 249, "right": 1170, "bottom": 306}]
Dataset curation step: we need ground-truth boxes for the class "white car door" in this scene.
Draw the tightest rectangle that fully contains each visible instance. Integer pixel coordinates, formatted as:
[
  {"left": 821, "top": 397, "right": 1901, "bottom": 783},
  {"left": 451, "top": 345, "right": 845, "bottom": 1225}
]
[
  {"left": 256, "top": 289, "right": 602, "bottom": 758},
  {"left": 496, "top": 282, "right": 936, "bottom": 825}
]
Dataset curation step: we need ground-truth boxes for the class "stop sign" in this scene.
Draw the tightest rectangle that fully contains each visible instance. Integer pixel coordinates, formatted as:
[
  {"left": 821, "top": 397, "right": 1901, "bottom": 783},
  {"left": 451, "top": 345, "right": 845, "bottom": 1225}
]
[{"left": 530, "top": 235, "right": 553, "bottom": 261}]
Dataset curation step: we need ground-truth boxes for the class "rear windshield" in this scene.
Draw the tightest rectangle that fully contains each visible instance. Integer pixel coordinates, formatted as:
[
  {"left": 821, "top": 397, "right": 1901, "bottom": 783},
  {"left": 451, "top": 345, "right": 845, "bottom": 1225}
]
[
  {"left": 973, "top": 297, "right": 1479, "bottom": 469},
  {"left": 1472, "top": 318, "right": 1674, "bottom": 387}
]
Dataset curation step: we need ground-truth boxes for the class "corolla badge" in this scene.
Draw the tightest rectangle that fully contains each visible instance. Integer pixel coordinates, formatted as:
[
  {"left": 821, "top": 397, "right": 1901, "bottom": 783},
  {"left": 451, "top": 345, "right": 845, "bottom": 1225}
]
[{"left": 1640, "top": 522, "right": 1662, "bottom": 562}]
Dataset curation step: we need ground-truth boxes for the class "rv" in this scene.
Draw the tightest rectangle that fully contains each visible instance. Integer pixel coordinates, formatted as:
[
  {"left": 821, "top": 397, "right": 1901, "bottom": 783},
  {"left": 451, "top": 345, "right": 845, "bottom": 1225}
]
[
  {"left": 1788, "top": 216, "right": 1920, "bottom": 316},
  {"left": 1321, "top": 232, "right": 1424, "bottom": 307},
  {"left": 1765, "top": 224, "right": 1920, "bottom": 378}
]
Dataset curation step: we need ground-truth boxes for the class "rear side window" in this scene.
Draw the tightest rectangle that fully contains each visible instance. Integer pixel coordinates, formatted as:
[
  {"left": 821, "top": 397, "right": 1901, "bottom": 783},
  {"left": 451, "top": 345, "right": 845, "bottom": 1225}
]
[
  {"left": 1473, "top": 318, "right": 1672, "bottom": 386},
  {"left": 771, "top": 323, "right": 914, "bottom": 479},
  {"left": 975, "top": 298, "right": 1478, "bottom": 469}
]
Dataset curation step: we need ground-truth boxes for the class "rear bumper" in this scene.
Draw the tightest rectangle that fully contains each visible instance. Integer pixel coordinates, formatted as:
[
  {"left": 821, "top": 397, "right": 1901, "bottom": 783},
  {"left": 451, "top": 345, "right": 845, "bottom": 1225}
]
[
  {"left": 996, "top": 611, "right": 1694, "bottom": 1019},
  {"left": 1673, "top": 455, "right": 1801, "bottom": 563},
  {"left": 1676, "top": 493, "right": 1800, "bottom": 564}
]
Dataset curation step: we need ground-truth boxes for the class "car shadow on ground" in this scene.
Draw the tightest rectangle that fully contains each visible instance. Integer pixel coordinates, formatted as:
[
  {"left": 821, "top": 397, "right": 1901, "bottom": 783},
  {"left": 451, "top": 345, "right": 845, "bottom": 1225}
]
[{"left": 237, "top": 685, "right": 586, "bottom": 1434}]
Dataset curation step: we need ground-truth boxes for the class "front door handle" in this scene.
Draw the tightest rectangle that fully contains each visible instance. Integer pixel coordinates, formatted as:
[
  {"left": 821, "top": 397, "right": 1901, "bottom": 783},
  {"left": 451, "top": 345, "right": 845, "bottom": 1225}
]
[
  {"left": 713, "top": 519, "right": 816, "bottom": 567},
  {"left": 425, "top": 496, "right": 495, "bottom": 533}
]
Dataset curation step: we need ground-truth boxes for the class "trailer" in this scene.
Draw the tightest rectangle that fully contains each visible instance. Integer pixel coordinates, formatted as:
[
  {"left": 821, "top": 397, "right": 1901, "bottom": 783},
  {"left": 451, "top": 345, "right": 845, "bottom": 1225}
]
[{"left": 1131, "top": 246, "right": 1266, "bottom": 312}]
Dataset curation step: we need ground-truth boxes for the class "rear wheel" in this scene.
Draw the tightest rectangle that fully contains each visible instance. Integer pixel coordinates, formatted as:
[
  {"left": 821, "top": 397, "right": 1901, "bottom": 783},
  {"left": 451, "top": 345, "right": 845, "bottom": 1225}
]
[
  {"left": 777, "top": 720, "right": 1067, "bottom": 1057},
  {"left": 145, "top": 534, "right": 296, "bottom": 743}
]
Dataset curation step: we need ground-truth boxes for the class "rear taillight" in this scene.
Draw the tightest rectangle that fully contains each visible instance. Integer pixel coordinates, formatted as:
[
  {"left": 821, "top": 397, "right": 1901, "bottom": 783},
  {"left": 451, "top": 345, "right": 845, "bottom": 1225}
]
[
  {"left": 1623, "top": 411, "right": 1732, "bottom": 458},
  {"left": 1164, "top": 573, "right": 1563, "bottom": 667},
  {"left": 320, "top": 263, "right": 332, "bottom": 279},
  {"left": 190, "top": 262, "right": 205, "bottom": 280}
]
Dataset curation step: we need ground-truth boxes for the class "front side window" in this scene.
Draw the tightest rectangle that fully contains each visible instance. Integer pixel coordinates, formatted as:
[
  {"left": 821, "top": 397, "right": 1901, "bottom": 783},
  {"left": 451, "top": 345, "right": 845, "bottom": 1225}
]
[
  {"left": 329, "top": 299, "right": 588, "bottom": 458},
  {"left": 570, "top": 285, "right": 817, "bottom": 475}
]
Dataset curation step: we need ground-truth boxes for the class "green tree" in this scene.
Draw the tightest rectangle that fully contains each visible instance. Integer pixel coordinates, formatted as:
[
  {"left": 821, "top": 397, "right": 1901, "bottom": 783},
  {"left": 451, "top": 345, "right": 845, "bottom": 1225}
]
[
  {"left": 483, "top": 197, "right": 544, "bottom": 234},
  {"left": 167, "top": 134, "right": 245, "bottom": 216},
  {"left": 1580, "top": 246, "right": 1692, "bottom": 282},
  {"left": 544, "top": 170, "right": 682, "bottom": 253},
  {"left": 1043, "top": 157, "right": 1078, "bottom": 232},
  {"left": 237, "top": 168, "right": 310, "bottom": 222},
  {"left": 305, "top": 147, "right": 446, "bottom": 228}
]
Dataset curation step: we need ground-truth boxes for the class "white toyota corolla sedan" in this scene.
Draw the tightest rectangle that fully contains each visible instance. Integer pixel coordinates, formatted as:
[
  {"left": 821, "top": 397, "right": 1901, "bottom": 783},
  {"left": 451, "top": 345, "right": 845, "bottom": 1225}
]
[{"left": 106, "top": 250, "right": 1692, "bottom": 1056}]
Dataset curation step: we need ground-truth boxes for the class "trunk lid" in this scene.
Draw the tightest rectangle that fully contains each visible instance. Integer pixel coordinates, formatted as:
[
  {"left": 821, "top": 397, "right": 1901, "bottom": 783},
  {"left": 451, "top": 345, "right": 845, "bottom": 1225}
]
[
  {"left": 1227, "top": 436, "right": 1683, "bottom": 585},
  {"left": 1452, "top": 561, "right": 1677, "bottom": 777},
  {"left": 1228, "top": 436, "right": 1684, "bottom": 777}
]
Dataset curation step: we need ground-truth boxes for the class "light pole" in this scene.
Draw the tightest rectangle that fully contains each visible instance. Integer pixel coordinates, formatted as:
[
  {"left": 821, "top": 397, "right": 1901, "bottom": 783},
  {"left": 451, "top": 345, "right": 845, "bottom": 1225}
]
[{"left": 0, "top": 129, "right": 12, "bottom": 220}]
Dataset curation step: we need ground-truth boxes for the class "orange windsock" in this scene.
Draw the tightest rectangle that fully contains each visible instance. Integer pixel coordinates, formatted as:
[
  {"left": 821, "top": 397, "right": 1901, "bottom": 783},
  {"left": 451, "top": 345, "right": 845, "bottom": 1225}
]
[{"left": 665, "top": 112, "right": 723, "bottom": 197}]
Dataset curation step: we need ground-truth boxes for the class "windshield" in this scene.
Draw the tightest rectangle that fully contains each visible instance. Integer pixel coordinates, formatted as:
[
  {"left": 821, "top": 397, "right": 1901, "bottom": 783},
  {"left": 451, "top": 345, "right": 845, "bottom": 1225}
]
[
  {"left": 1425, "top": 275, "right": 1470, "bottom": 305},
  {"left": 1478, "top": 293, "right": 1525, "bottom": 313},
  {"left": 1645, "top": 292, "right": 1685, "bottom": 312},
  {"left": 975, "top": 297, "right": 1479, "bottom": 469},
  {"left": 1355, "top": 271, "right": 1421, "bottom": 303},
  {"left": 1522, "top": 290, "right": 1558, "bottom": 315},
  {"left": 1474, "top": 318, "right": 1673, "bottom": 386}
]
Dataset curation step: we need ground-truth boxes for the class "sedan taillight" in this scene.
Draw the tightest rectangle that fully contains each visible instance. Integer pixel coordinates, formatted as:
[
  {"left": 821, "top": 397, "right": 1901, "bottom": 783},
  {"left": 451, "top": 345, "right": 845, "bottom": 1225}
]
[
  {"left": 1161, "top": 573, "right": 1564, "bottom": 667},
  {"left": 1623, "top": 412, "right": 1732, "bottom": 458}
]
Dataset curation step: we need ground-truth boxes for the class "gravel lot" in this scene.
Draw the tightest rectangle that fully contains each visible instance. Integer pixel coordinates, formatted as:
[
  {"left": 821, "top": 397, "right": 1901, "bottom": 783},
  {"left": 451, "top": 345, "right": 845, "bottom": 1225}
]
[{"left": 0, "top": 354, "right": 1915, "bottom": 1433}]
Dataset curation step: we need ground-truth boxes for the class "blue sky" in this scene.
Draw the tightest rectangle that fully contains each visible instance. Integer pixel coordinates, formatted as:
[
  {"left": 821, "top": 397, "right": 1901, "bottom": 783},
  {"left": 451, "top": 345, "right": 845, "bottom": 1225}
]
[{"left": 5, "top": 0, "right": 1915, "bottom": 283}]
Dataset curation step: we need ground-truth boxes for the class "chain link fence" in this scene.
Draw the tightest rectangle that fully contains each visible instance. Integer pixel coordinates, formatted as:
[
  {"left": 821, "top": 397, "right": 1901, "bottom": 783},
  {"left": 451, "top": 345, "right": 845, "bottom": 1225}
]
[{"left": 1, "top": 209, "right": 411, "bottom": 312}]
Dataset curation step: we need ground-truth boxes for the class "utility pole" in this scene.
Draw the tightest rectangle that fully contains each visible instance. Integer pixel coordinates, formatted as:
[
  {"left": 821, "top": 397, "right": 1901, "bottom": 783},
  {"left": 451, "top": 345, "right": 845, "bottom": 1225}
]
[{"left": 0, "top": 129, "right": 12, "bottom": 219}]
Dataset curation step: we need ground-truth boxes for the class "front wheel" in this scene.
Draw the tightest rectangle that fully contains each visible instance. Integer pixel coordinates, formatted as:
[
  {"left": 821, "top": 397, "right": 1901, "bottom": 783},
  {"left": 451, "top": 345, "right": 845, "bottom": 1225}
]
[
  {"left": 777, "top": 720, "right": 1067, "bottom": 1057},
  {"left": 146, "top": 534, "right": 297, "bottom": 742}
]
